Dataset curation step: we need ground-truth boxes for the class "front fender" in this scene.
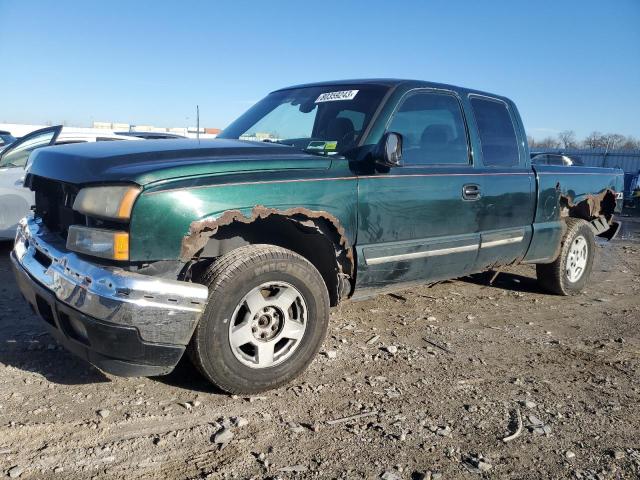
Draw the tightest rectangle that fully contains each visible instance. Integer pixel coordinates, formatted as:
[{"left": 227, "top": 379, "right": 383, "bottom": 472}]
[{"left": 128, "top": 166, "right": 358, "bottom": 263}]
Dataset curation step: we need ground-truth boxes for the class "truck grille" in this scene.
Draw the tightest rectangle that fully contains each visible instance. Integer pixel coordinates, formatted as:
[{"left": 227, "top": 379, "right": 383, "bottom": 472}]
[{"left": 29, "top": 176, "right": 85, "bottom": 238}]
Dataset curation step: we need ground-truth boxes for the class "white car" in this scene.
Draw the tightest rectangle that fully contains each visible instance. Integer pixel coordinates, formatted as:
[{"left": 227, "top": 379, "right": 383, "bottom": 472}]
[{"left": 0, "top": 126, "right": 141, "bottom": 239}]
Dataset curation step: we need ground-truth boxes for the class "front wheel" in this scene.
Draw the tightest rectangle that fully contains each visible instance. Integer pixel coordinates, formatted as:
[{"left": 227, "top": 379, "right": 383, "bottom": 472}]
[
  {"left": 188, "top": 245, "right": 330, "bottom": 394},
  {"left": 536, "top": 218, "right": 596, "bottom": 295}
]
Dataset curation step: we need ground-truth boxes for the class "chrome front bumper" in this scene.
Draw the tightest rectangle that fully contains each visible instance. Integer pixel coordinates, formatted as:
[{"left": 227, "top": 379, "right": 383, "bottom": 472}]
[{"left": 12, "top": 217, "right": 209, "bottom": 345}]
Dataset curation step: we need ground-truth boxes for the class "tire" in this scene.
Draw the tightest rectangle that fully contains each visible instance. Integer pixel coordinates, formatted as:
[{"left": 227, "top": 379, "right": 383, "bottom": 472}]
[
  {"left": 188, "top": 244, "right": 330, "bottom": 394},
  {"left": 536, "top": 218, "right": 596, "bottom": 295}
]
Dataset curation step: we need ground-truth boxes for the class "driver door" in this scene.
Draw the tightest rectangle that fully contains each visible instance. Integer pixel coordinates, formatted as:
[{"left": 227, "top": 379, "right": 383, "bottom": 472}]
[
  {"left": 0, "top": 125, "right": 61, "bottom": 238},
  {"left": 355, "top": 90, "right": 481, "bottom": 292}
]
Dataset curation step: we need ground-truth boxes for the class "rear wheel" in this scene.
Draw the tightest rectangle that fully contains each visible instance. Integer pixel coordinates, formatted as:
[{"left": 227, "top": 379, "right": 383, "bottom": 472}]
[
  {"left": 536, "top": 218, "right": 596, "bottom": 295},
  {"left": 188, "top": 244, "right": 330, "bottom": 394}
]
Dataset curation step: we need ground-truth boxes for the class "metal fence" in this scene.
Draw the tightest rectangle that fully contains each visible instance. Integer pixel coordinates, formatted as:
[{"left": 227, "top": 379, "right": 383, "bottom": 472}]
[{"left": 532, "top": 148, "right": 640, "bottom": 174}]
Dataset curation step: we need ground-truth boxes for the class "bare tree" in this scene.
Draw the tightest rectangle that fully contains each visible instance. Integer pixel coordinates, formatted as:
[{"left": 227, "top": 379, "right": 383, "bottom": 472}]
[
  {"left": 583, "top": 131, "right": 606, "bottom": 149},
  {"left": 558, "top": 130, "right": 577, "bottom": 149},
  {"left": 537, "top": 136, "right": 561, "bottom": 148},
  {"left": 602, "top": 133, "right": 626, "bottom": 150},
  {"left": 620, "top": 137, "right": 640, "bottom": 150},
  {"left": 518, "top": 131, "right": 639, "bottom": 151}
]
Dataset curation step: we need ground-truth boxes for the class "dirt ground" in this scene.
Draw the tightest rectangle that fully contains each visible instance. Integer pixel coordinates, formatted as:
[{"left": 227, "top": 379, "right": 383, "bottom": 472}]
[{"left": 1, "top": 215, "right": 638, "bottom": 480}]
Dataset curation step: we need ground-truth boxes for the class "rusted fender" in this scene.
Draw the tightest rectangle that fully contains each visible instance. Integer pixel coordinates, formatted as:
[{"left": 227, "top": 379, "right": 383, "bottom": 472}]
[{"left": 180, "top": 205, "right": 355, "bottom": 273}]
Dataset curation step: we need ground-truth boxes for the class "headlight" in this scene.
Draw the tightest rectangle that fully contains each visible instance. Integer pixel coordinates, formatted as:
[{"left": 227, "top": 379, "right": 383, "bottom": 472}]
[
  {"left": 66, "top": 226, "right": 129, "bottom": 260},
  {"left": 73, "top": 185, "right": 141, "bottom": 220}
]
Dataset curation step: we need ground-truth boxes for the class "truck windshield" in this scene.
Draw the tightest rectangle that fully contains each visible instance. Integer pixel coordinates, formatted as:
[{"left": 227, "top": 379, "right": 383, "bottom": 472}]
[{"left": 219, "top": 85, "right": 389, "bottom": 155}]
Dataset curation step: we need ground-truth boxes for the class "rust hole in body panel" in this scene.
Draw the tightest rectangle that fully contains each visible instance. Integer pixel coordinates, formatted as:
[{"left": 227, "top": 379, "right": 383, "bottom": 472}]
[
  {"left": 559, "top": 188, "right": 617, "bottom": 222},
  {"left": 181, "top": 205, "right": 355, "bottom": 302}
]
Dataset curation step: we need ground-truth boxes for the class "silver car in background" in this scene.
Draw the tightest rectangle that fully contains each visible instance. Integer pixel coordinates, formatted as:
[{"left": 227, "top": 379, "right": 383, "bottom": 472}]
[{"left": 0, "top": 126, "right": 141, "bottom": 239}]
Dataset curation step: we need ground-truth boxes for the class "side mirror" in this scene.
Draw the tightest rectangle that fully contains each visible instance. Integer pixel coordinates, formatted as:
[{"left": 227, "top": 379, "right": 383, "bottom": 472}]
[{"left": 375, "top": 132, "right": 403, "bottom": 167}]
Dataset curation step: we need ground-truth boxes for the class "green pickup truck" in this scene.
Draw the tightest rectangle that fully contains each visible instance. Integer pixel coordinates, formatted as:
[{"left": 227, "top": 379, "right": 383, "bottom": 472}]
[{"left": 11, "top": 79, "right": 623, "bottom": 393}]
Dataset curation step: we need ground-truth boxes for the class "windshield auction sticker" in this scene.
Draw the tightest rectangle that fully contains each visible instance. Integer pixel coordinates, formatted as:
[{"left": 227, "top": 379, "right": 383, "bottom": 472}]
[
  {"left": 306, "top": 140, "right": 338, "bottom": 153},
  {"left": 315, "top": 90, "right": 359, "bottom": 103},
  {"left": 306, "top": 141, "right": 326, "bottom": 150}
]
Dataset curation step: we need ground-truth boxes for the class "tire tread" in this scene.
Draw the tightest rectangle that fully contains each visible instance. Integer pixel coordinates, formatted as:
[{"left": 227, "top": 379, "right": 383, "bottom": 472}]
[
  {"left": 187, "top": 244, "right": 329, "bottom": 394},
  {"left": 536, "top": 217, "right": 595, "bottom": 296}
]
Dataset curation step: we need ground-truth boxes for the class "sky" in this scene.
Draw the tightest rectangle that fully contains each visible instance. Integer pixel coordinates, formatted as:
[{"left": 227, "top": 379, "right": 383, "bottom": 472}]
[{"left": 0, "top": 0, "right": 638, "bottom": 140}]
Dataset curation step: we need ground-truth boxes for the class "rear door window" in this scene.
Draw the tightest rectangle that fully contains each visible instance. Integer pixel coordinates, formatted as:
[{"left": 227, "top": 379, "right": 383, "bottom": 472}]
[{"left": 470, "top": 97, "right": 520, "bottom": 167}]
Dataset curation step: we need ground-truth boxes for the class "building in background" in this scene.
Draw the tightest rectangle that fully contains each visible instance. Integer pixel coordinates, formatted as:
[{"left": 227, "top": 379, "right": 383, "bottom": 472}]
[
  {"left": 92, "top": 122, "right": 220, "bottom": 139},
  {"left": 0, "top": 122, "right": 221, "bottom": 140}
]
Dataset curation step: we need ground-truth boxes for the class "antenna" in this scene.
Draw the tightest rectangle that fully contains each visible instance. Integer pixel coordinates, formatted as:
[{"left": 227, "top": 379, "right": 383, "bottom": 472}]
[{"left": 196, "top": 105, "right": 200, "bottom": 142}]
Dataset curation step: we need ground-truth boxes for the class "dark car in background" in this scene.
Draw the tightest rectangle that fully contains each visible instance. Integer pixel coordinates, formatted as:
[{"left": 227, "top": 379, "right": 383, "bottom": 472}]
[
  {"left": 0, "top": 130, "right": 17, "bottom": 152},
  {"left": 531, "top": 153, "right": 584, "bottom": 166},
  {"left": 624, "top": 170, "right": 640, "bottom": 209}
]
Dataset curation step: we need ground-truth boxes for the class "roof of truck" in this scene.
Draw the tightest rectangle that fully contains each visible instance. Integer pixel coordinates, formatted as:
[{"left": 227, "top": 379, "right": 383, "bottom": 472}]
[{"left": 273, "top": 78, "right": 509, "bottom": 102}]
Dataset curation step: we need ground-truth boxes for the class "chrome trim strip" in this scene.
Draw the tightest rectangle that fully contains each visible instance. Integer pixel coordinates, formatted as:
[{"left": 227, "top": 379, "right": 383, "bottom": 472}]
[
  {"left": 12, "top": 217, "right": 209, "bottom": 345},
  {"left": 366, "top": 243, "right": 478, "bottom": 265},
  {"left": 536, "top": 172, "right": 620, "bottom": 175},
  {"left": 481, "top": 236, "right": 524, "bottom": 248}
]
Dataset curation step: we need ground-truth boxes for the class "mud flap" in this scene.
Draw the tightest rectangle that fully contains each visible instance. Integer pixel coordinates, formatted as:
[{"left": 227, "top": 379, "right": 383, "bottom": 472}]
[{"left": 590, "top": 215, "right": 620, "bottom": 241}]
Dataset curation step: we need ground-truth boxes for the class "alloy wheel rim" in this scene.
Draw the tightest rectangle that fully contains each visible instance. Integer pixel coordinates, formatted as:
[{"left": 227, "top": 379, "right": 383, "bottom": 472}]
[
  {"left": 228, "top": 281, "right": 307, "bottom": 369},
  {"left": 566, "top": 235, "right": 588, "bottom": 283}
]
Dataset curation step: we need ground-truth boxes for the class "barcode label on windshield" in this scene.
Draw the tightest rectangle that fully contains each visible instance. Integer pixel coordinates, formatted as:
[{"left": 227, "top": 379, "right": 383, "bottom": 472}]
[{"left": 315, "top": 90, "right": 359, "bottom": 103}]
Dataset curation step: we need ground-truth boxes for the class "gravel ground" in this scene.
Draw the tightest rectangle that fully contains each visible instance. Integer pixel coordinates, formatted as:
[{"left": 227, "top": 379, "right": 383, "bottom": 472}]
[{"left": 1, "top": 215, "right": 638, "bottom": 480}]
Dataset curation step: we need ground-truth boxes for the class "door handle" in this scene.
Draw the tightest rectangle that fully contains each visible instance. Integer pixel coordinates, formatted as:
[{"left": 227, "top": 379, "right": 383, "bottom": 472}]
[
  {"left": 462, "top": 184, "right": 481, "bottom": 201},
  {"left": 15, "top": 177, "right": 25, "bottom": 186}
]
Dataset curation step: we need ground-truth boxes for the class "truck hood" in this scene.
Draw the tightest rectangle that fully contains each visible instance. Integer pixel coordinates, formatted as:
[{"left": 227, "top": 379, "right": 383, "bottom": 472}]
[{"left": 27, "top": 139, "right": 331, "bottom": 186}]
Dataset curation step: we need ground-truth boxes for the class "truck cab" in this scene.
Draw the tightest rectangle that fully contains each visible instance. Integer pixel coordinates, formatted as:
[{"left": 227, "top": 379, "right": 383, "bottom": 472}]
[{"left": 351, "top": 86, "right": 537, "bottom": 293}]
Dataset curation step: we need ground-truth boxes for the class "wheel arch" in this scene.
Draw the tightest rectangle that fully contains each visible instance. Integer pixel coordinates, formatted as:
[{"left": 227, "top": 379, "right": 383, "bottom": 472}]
[
  {"left": 180, "top": 206, "right": 355, "bottom": 306},
  {"left": 561, "top": 189, "right": 617, "bottom": 222},
  {"left": 560, "top": 189, "right": 619, "bottom": 241}
]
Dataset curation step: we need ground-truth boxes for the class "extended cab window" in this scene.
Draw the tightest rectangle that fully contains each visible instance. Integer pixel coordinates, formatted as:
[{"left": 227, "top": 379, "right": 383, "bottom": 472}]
[
  {"left": 387, "top": 92, "right": 469, "bottom": 165},
  {"left": 470, "top": 97, "right": 519, "bottom": 166}
]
